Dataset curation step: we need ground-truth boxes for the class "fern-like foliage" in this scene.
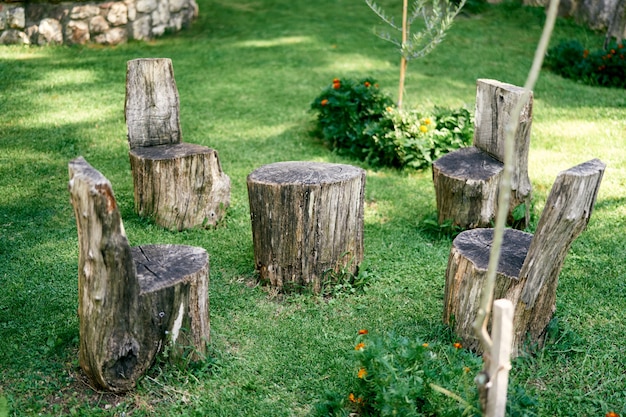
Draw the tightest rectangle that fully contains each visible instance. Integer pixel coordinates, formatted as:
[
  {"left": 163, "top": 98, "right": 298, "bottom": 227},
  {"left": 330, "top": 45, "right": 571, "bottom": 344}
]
[{"left": 365, "top": 0, "right": 467, "bottom": 61}]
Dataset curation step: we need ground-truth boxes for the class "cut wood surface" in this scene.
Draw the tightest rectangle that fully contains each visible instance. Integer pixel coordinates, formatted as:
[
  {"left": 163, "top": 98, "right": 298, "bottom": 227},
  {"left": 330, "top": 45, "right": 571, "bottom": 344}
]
[
  {"left": 443, "top": 159, "right": 605, "bottom": 356},
  {"left": 69, "top": 157, "right": 210, "bottom": 392},
  {"left": 247, "top": 161, "right": 365, "bottom": 293},
  {"left": 125, "top": 58, "right": 230, "bottom": 230}
]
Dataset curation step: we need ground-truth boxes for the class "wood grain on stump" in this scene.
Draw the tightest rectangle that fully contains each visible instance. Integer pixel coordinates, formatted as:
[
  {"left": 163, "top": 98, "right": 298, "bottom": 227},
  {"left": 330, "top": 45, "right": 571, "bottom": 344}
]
[
  {"left": 125, "top": 58, "right": 230, "bottom": 230},
  {"left": 442, "top": 159, "right": 605, "bottom": 357},
  {"left": 69, "top": 157, "right": 210, "bottom": 392},
  {"left": 247, "top": 161, "right": 365, "bottom": 293},
  {"left": 129, "top": 143, "right": 231, "bottom": 231}
]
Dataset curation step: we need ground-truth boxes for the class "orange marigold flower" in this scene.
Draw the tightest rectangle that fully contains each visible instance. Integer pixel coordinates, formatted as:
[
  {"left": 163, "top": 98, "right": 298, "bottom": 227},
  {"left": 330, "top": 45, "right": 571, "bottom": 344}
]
[
  {"left": 364, "top": 81, "right": 371, "bottom": 87},
  {"left": 606, "top": 412, "right": 619, "bottom": 417},
  {"left": 320, "top": 99, "right": 328, "bottom": 106},
  {"left": 583, "top": 49, "right": 589, "bottom": 58},
  {"left": 355, "top": 342, "right": 365, "bottom": 350},
  {"left": 348, "top": 393, "right": 356, "bottom": 403},
  {"left": 611, "top": 49, "right": 616, "bottom": 54},
  {"left": 358, "top": 329, "right": 368, "bottom": 335},
  {"left": 333, "top": 82, "right": 341, "bottom": 90},
  {"left": 358, "top": 368, "right": 367, "bottom": 378},
  {"left": 619, "top": 43, "right": 624, "bottom": 49},
  {"left": 422, "top": 343, "right": 429, "bottom": 348},
  {"left": 333, "top": 78, "right": 340, "bottom": 83},
  {"left": 419, "top": 125, "right": 428, "bottom": 133},
  {"left": 463, "top": 366, "right": 471, "bottom": 373},
  {"left": 453, "top": 342, "right": 462, "bottom": 349}
]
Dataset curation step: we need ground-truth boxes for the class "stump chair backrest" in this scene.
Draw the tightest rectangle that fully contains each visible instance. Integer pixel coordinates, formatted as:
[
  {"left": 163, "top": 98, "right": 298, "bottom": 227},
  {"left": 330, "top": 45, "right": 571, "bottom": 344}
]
[
  {"left": 473, "top": 79, "right": 533, "bottom": 163},
  {"left": 125, "top": 58, "right": 182, "bottom": 149},
  {"left": 518, "top": 158, "right": 605, "bottom": 309},
  {"left": 68, "top": 156, "right": 142, "bottom": 391}
]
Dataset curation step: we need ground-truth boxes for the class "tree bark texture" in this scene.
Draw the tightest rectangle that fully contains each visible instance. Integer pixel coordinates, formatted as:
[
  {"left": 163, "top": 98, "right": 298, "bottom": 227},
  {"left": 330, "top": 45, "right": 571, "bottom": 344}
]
[
  {"left": 432, "top": 147, "right": 503, "bottom": 228},
  {"left": 68, "top": 157, "right": 210, "bottom": 392},
  {"left": 247, "top": 161, "right": 365, "bottom": 293},
  {"left": 125, "top": 58, "right": 231, "bottom": 230},
  {"left": 474, "top": 79, "right": 533, "bottom": 226},
  {"left": 125, "top": 58, "right": 182, "bottom": 149},
  {"left": 432, "top": 79, "right": 532, "bottom": 229},
  {"left": 129, "top": 143, "right": 231, "bottom": 231},
  {"left": 443, "top": 159, "right": 605, "bottom": 356}
]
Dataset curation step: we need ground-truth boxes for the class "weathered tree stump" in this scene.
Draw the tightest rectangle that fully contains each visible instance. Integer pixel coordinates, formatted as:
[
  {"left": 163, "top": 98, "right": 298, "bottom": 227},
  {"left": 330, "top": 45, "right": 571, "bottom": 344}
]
[
  {"left": 125, "top": 58, "right": 230, "bottom": 231},
  {"left": 247, "top": 161, "right": 365, "bottom": 293},
  {"left": 443, "top": 159, "right": 605, "bottom": 357},
  {"left": 432, "top": 147, "right": 504, "bottom": 229},
  {"left": 432, "top": 79, "right": 533, "bottom": 229},
  {"left": 68, "top": 156, "right": 210, "bottom": 392}
]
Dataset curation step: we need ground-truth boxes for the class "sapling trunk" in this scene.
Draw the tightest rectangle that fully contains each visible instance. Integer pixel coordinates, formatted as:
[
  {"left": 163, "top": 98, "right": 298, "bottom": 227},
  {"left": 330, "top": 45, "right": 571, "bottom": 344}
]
[
  {"left": 472, "top": 0, "right": 560, "bottom": 414},
  {"left": 398, "top": 0, "right": 409, "bottom": 109}
]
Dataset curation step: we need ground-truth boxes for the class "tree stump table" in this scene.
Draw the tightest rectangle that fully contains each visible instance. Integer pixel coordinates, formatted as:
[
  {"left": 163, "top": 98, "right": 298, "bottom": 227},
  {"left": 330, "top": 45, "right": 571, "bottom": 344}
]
[
  {"left": 69, "top": 157, "right": 210, "bottom": 392},
  {"left": 432, "top": 79, "right": 533, "bottom": 229},
  {"left": 247, "top": 161, "right": 366, "bottom": 293},
  {"left": 125, "top": 58, "right": 231, "bottom": 231},
  {"left": 443, "top": 159, "right": 605, "bottom": 357}
]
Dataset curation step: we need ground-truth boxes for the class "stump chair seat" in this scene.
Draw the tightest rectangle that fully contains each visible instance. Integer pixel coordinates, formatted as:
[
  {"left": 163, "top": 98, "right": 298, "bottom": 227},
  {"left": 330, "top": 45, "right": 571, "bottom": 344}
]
[
  {"left": 432, "top": 79, "right": 533, "bottom": 229},
  {"left": 247, "top": 161, "right": 365, "bottom": 293},
  {"left": 125, "top": 58, "right": 230, "bottom": 231},
  {"left": 68, "top": 156, "right": 210, "bottom": 393},
  {"left": 443, "top": 159, "right": 605, "bottom": 356}
]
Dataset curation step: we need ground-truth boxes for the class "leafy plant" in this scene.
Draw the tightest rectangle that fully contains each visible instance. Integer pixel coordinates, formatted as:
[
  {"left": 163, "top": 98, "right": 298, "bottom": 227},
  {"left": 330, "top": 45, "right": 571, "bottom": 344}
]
[
  {"left": 321, "top": 257, "right": 376, "bottom": 298},
  {"left": 311, "top": 330, "right": 539, "bottom": 416},
  {"left": 365, "top": 0, "right": 467, "bottom": 108},
  {"left": 545, "top": 40, "right": 626, "bottom": 89},
  {"left": 311, "top": 79, "right": 473, "bottom": 170},
  {"left": 311, "top": 77, "right": 393, "bottom": 159},
  {"left": 367, "top": 106, "right": 473, "bottom": 169}
]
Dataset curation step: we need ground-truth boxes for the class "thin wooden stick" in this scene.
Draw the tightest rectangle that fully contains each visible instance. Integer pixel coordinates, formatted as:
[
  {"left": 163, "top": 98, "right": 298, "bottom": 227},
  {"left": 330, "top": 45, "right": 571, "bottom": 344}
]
[
  {"left": 472, "top": 0, "right": 560, "bottom": 414},
  {"left": 472, "top": 0, "right": 560, "bottom": 355},
  {"left": 486, "top": 299, "right": 514, "bottom": 417}
]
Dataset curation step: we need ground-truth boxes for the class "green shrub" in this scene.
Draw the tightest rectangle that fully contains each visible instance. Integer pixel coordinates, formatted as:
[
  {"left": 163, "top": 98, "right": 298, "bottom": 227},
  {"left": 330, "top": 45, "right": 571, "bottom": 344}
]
[
  {"left": 311, "top": 78, "right": 474, "bottom": 170},
  {"left": 311, "top": 330, "right": 538, "bottom": 417},
  {"left": 366, "top": 106, "right": 473, "bottom": 169},
  {"left": 545, "top": 40, "right": 626, "bottom": 89},
  {"left": 311, "top": 77, "right": 394, "bottom": 160}
]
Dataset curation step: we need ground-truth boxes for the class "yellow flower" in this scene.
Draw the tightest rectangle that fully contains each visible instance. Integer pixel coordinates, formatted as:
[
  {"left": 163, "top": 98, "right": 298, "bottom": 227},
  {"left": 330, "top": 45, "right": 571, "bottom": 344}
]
[
  {"left": 424, "top": 118, "right": 432, "bottom": 125},
  {"left": 419, "top": 125, "right": 428, "bottom": 133},
  {"left": 358, "top": 368, "right": 367, "bottom": 379},
  {"left": 355, "top": 342, "right": 365, "bottom": 350},
  {"left": 463, "top": 366, "right": 471, "bottom": 373}
]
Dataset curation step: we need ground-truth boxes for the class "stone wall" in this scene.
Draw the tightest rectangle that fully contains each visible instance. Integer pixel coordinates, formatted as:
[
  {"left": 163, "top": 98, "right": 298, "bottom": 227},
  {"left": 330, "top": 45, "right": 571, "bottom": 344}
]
[
  {"left": 525, "top": 0, "right": 625, "bottom": 39},
  {"left": 0, "top": 0, "right": 198, "bottom": 45}
]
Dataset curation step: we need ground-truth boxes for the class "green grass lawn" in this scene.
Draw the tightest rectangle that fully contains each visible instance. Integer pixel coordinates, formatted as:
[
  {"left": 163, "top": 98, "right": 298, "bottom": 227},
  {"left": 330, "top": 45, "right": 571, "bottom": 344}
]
[{"left": 1, "top": 0, "right": 625, "bottom": 415}]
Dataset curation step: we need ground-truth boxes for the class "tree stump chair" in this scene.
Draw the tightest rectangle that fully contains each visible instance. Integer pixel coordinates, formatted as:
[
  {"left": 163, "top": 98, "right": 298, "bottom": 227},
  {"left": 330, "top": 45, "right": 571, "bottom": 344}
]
[
  {"left": 442, "top": 159, "right": 605, "bottom": 356},
  {"left": 432, "top": 79, "right": 533, "bottom": 229},
  {"left": 68, "top": 156, "right": 210, "bottom": 392},
  {"left": 247, "top": 161, "right": 366, "bottom": 293},
  {"left": 125, "top": 58, "right": 231, "bottom": 231}
]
